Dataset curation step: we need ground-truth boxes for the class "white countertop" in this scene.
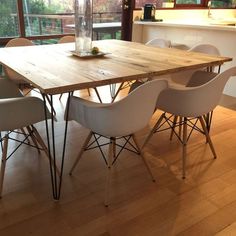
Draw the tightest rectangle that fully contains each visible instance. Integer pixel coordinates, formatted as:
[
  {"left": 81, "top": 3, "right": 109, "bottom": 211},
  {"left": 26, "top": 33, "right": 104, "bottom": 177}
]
[{"left": 134, "top": 19, "right": 236, "bottom": 32}]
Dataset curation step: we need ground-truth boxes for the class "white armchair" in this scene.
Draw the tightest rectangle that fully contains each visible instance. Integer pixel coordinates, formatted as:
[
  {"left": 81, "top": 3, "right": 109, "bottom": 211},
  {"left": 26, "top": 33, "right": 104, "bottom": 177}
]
[
  {"left": 4, "top": 38, "right": 34, "bottom": 87},
  {"left": 145, "top": 38, "right": 171, "bottom": 48},
  {"left": 0, "top": 79, "right": 50, "bottom": 197},
  {"left": 143, "top": 67, "right": 236, "bottom": 179},
  {"left": 66, "top": 79, "right": 168, "bottom": 206}
]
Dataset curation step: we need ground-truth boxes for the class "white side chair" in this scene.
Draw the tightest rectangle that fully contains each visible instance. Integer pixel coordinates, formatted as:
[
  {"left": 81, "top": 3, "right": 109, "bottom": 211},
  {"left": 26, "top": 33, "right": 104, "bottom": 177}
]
[
  {"left": 4, "top": 38, "right": 34, "bottom": 88},
  {"left": 169, "top": 44, "right": 222, "bottom": 135},
  {"left": 170, "top": 43, "right": 221, "bottom": 86},
  {"left": 143, "top": 67, "right": 236, "bottom": 179},
  {"left": 4, "top": 38, "right": 56, "bottom": 114},
  {"left": 67, "top": 79, "right": 168, "bottom": 206},
  {"left": 0, "top": 79, "right": 51, "bottom": 197},
  {"left": 111, "top": 38, "right": 171, "bottom": 103},
  {"left": 58, "top": 36, "right": 103, "bottom": 103},
  {"left": 58, "top": 35, "right": 75, "bottom": 44},
  {"left": 145, "top": 38, "right": 171, "bottom": 48}
]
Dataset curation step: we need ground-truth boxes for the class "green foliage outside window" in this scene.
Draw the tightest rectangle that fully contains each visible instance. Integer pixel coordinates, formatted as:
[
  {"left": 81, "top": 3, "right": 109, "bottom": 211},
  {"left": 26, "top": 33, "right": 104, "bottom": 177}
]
[{"left": 0, "top": 1, "right": 18, "bottom": 37}]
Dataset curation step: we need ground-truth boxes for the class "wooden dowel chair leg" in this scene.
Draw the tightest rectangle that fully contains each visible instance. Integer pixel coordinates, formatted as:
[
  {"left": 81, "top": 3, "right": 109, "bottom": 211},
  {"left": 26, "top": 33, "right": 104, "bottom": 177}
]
[
  {"left": 179, "top": 116, "right": 183, "bottom": 137},
  {"left": 105, "top": 138, "right": 114, "bottom": 207},
  {"left": 132, "top": 134, "right": 155, "bottom": 182},
  {"left": 69, "top": 131, "right": 93, "bottom": 175},
  {"left": 20, "top": 127, "right": 30, "bottom": 144},
  {"left": 0, "top": 136, "right": 8, "bottom": 198},
  {"left": 170, "top": 115, "right": 178, "bottom": 140},
  {"left": 31, "top": 126, "right": 60, "bottom": 175},
  {"left": 26, "top": 126, "right": 40, "bottom": 153},
  {"left": 199, "top": 116, "right": 217, "bottom": 159},
  {"left": 182, "top": 117, "right": 188, "bottom": 179},
  {"left": 87, "top": 88, "right": 91, "bottom": 96}
]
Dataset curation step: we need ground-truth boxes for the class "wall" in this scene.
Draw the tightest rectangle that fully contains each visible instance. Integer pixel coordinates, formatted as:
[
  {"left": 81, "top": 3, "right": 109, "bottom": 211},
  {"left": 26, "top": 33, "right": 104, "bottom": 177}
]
[{"left": 132, "top": 9, "right": 236, "bottom": 96}]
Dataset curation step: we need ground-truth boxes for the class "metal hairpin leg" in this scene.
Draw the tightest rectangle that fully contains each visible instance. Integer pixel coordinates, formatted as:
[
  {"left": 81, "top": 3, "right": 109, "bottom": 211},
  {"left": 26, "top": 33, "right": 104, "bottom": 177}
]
[{"left": 42, "top": 92, "right": 73, "bottom": 200}]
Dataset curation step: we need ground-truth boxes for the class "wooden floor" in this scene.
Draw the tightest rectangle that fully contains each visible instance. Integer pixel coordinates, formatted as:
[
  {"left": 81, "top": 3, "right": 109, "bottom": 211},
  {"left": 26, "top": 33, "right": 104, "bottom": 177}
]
[{"left": 1, "top": 86, "right": 236, "bottom": 236}]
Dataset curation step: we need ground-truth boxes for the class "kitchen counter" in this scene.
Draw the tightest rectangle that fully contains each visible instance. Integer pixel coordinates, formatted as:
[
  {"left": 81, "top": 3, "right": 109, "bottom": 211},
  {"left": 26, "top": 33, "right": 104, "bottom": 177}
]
[
  {"left": 133, "top": 19, "right": 236, "bottom": 32},
  {"left": 132, "top": 18, "right": 236, "bottom": 97}
]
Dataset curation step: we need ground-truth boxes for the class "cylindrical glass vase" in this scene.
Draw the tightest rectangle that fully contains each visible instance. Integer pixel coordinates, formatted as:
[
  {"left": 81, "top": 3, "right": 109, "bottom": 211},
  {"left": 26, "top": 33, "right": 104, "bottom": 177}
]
[{"left": 74, "top": 0, "right": 93, "bottom": 54}]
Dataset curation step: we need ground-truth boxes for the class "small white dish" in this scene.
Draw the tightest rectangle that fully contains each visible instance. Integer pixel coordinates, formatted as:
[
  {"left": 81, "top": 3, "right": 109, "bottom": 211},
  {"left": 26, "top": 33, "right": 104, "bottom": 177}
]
[{"left": 70, "top": 50, "right": 111, "bottom": 58}]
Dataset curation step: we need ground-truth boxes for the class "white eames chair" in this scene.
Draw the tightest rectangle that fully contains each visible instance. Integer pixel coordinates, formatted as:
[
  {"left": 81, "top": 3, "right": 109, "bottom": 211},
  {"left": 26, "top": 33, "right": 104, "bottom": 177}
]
[
  {"left": 58, "top": 35, "right": 75, "bottom": 44},
  {"left": 67, "top": 79, "right": 168, "bottom": 206},
  {"left": 168, "top": 44, "right": 222, "bottom": 135},
  {"left": 0, "top": 79, "right": 51, "bottom": 197},
  {"left": 143, "top": 67, "right": 236, "bottom": 179},
  {"left": 145, "top": 38, "right": 171, "bottom": 48},
  {"left": 4, "top": 38, "right": 56, "bottom": 114},
  {"left": 170, "top": 43, "right": 221, "bottom": 86},
  {"left": 4, "top": 38, "right": 34, "bottom": 88},
  {"left": 110, "top": 38, "right": 171, "bottom": 103},
  {"left": 58, "top": 36, "right": 102, "bottom": 103}
]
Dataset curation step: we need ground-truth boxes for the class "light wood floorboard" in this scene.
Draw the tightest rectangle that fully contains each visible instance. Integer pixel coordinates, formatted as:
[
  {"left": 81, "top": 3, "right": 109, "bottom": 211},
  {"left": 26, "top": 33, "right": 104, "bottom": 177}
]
[{"left": 1, "top": 87, "right": 236, "bottom": 236}]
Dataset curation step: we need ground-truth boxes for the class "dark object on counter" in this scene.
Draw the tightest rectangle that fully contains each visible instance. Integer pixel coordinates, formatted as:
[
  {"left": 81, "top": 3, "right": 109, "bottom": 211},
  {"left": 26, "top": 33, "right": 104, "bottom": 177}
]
[
  {"left": 140, "top": 18, "right": 163, "bottom": 22},
  {"left": 143, "top": 4, "right": 156, "bottom": 21}
]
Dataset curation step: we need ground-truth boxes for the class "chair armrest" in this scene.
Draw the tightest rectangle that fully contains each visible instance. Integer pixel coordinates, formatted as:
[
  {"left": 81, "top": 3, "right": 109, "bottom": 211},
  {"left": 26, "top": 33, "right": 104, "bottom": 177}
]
[{"left": 0, "top": 97, "right": 49, "bottom": 131}]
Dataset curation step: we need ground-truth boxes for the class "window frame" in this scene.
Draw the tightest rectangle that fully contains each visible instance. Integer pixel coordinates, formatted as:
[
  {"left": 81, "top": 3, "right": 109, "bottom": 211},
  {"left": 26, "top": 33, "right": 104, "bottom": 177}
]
[
  {"left": 0, "top": 0, "right": 73, "bottom": 46},
  {"left": 134, "top": 0, "right": 235, "bottom": 9}
]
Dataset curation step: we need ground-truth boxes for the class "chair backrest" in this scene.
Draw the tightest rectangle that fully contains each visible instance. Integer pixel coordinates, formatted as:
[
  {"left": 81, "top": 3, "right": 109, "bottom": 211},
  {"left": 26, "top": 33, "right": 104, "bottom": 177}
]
[
  {"left": 145, "top": 38, "right": 171, "bottom": 48},
  {"left": 156, "top": 66, "right": 236, "bottom": 117},
  {"left": 170, "top": 44, "right": 221, "bottom": 86},
  {"left": 189, "top": 44, "right": 220, "bottom": 55},
  {"left": 68, "top": 79, "right": 168, "bottom": 137},
  {"left": 58, "top": 35, "right": 75, "bottom": 44},
  {"left": 0, "top": 79, "right": 23, "bottom": 99},
  {"left": 5, "top": 38, "right": 34, "bottom": 47},
  {"left": 4, "top": 38, "right": 34, "bottom": 84}
]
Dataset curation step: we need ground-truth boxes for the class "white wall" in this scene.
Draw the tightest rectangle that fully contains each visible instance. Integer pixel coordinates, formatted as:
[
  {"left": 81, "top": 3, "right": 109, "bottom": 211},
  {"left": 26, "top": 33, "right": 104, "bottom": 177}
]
[{"left": 132, "top": 9, "right": 236, "bottom": 96}]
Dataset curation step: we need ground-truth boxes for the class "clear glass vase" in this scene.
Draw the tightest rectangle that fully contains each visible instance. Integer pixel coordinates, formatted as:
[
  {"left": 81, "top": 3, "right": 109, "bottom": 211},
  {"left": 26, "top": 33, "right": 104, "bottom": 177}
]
[{"left": 74, "top": 0, "right": 93, "bottom": 54}]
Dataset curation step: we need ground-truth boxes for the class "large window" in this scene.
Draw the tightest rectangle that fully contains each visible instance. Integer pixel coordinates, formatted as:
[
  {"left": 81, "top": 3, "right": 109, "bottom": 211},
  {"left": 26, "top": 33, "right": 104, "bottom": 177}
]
[
  {"left": 0, "top": 0, "right": 122, "bottom": 45},
  {"left": 0, "top": 0, "right": 19, "bottom": 38},
  {"left": 23, "top": 0, "right": 74, "bottom": 37},
  {"left": 135, "top": 0, "right": 236, "bottom": 8}
]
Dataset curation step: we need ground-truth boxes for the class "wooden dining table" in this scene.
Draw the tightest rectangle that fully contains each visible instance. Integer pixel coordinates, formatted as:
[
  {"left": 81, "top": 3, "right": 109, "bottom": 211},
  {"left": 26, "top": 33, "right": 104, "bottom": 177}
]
[{"left": 0, "top": 39, "right": 232, "bottom": 199}]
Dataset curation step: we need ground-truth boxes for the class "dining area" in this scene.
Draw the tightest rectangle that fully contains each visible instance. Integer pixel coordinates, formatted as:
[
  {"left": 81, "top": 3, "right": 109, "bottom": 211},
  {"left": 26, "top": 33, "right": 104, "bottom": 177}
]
[{"left": 1, "top": 33, "right": 236, "bottom": 235}]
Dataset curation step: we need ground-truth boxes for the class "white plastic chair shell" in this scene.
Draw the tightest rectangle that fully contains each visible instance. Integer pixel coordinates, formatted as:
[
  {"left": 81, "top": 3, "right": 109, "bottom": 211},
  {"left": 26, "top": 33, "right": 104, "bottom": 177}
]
[
  {"left": 4, "top": 38, "right": 34, "bottom": 85},
  {"left": 67, "top": 79, "right": 168, "bottom": 137},
  {"left": 189, "top": 44, "right": 220, "bottom": 55},
  {"left": 58, "top": 35, "right": 75, "bottom": 44},
  {"left": 156, "top": 67, "right": 236, "bottom": 118},
  {"left": 5, "top": 38, "right": 34, "bottom": 47},
  {"left": 0, "top": 79, "right": 23, "bottom": 99},
  {"left": 0, "top": 79, "right": 50, "bottom": 197},
  {"left": 0, "top": 96, "right": 49, "bottom": 132},
  {"left": 170, "top": 43, "right": 221, "bottom": 86},
  {"left": 145, "top": 38, "right": 171, "bottom": 48}
]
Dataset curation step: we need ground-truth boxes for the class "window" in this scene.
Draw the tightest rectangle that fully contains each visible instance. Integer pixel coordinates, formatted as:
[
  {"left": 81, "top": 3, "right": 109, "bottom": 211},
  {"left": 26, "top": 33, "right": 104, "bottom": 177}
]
[
  {"left": 135, "top": 0, "right": 236, "bottom": 8},
  {"left": 176, "top": 0, "right": 202, "bottom": 4},
  {"left": 0, "top": 0, "right": 122, "bottom": 45},
  {"left": 0, "top": 0, "right": 19, "bottom": 38},
  {"left": 23, "top": 0, "right": 74, "bottom": 36},
  {"left": 211, "top": 0, "right": 236, "bottom": 8},
  {"left": 135, "top": 0, "right": 157, "bottom": 8}
]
